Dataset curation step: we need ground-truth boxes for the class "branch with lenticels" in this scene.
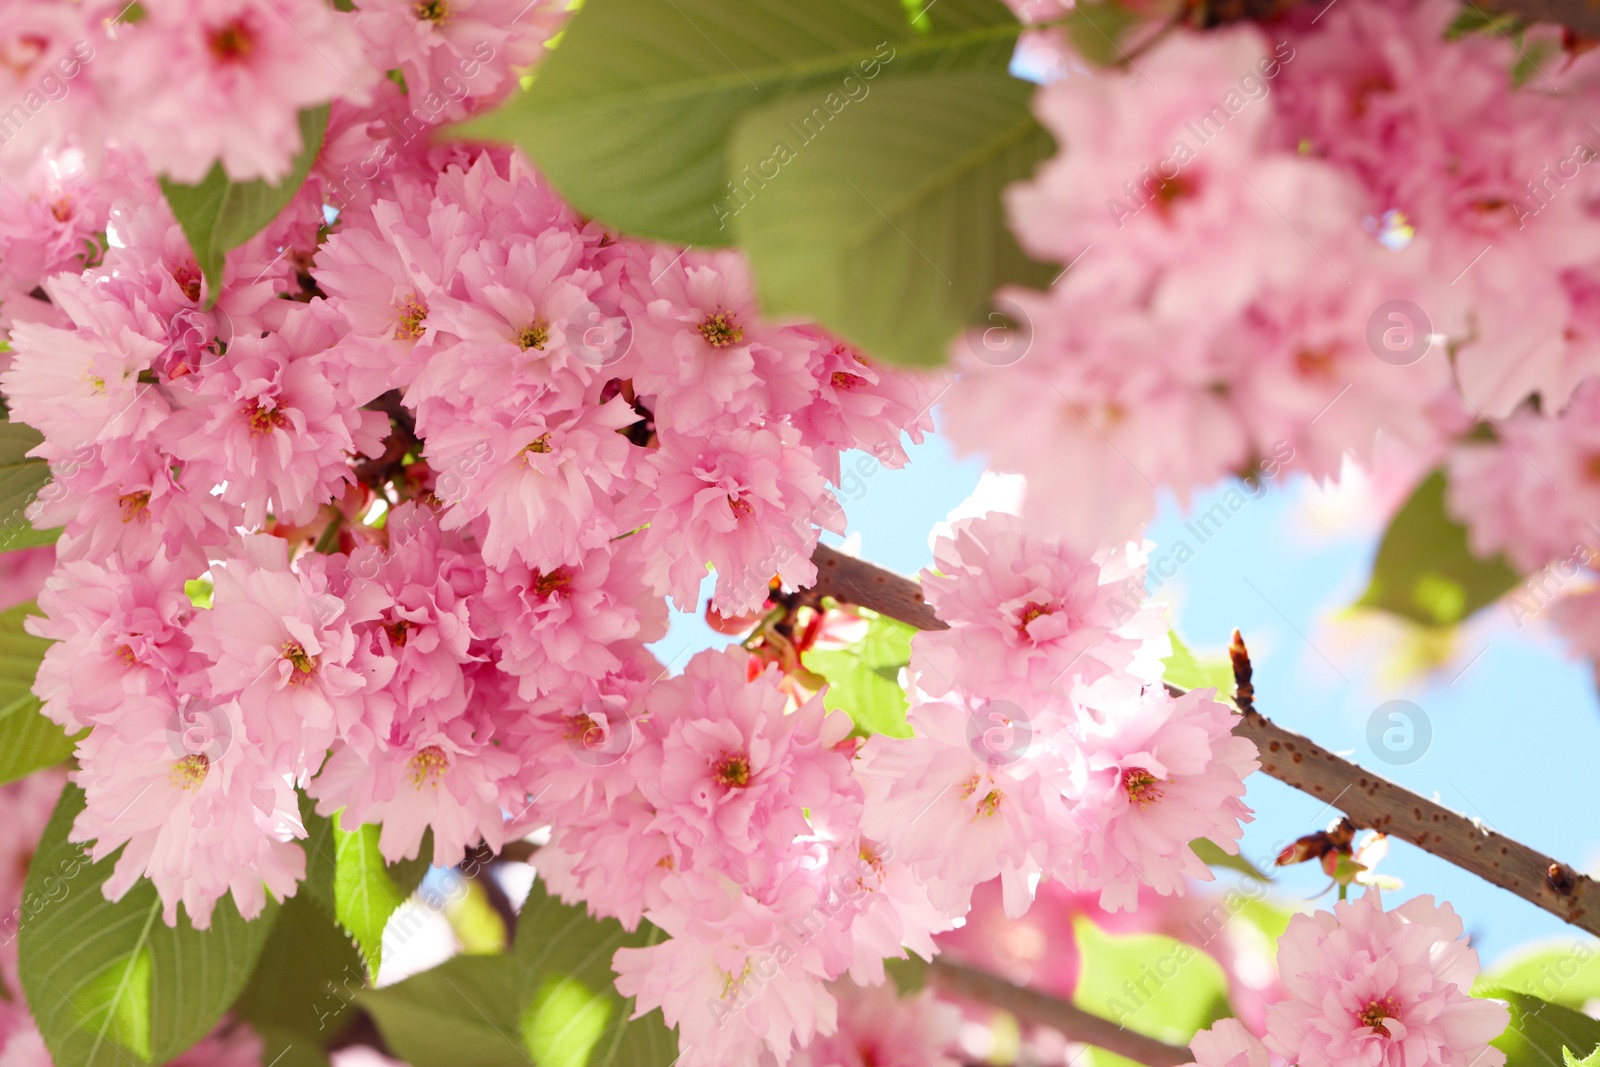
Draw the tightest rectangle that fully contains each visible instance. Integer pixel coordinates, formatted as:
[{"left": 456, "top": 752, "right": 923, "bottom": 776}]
[{"left": 805, "top": 544, "right": 1600, "bottom": 940}]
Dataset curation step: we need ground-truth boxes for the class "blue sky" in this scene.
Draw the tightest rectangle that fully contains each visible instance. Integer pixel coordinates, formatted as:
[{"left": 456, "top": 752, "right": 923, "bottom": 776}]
[{"left": 657, "top": 418, "right": 1598, "bottom": 968}]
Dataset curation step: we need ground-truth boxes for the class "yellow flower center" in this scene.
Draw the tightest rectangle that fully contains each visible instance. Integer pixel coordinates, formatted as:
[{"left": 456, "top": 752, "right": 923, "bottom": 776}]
[
  {"left": 119, "top": 491, "right": 150, "bottom": 523},
  {"left": 1017, "top": 601, "right": 1053, "bottom": 638},
  {"left": 713, "top": 752, "right": 751, "bottom": 788},
  {"left": 409, "top": 745, "right": 449, "bottom": 787},
  {"left": 245, "top": 400, "right": 288, "bottom": 437},
  {"left": 515, "top": 320, "right": 549, "bottom": 351},
  {"left": 697, "top": 311, "right": 743, "bottom": 349},
  {"left": 282, "top": 640, "right": 318, "bottom": 681},
  {"left": 1122, "top": 767, "right": 1164, "bottom": 807},
  {"left": 395, "top": 294, "right": 429, "bottom": 340},
  {"left": 1358, "top": 997, "right": 1402, "bottom": 1036},
  {"left": 171, "top": 753, "right": 209, "bottom": 791}
]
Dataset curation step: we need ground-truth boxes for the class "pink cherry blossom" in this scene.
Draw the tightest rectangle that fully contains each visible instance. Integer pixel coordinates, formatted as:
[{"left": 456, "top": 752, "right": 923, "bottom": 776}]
[
  {"left": 641, "top": 423, "right": 843, "bottom": 615},
  {"left": 190, "top": 534, "right": 384, "bottom": 771},
  {"left": 112, "top": 0, "right": 377, "bottom": 184},
  {"left": 913, "top": 511, "right": 1162, "bottom": 702},
  {"left": 1070, "top": 681, "right": 1258, "bottom": 911},
  {"left": 71, "top": 693, "right": 305, "bottom": 927},
  {"left": 1188, "top": 1018, "right": 1273, "bottom": 1067},
  {"left": 1265, "top": 890, "right": 1509, "bottom": 1067},
  {"left": 1447, "top": 379, "right": 1600, "bottom": 573},
  {"left": 29, "top": 549, "right": 197, "bottom": 732}
]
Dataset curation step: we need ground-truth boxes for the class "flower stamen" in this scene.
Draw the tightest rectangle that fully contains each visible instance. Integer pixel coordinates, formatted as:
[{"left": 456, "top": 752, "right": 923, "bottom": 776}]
[
  {"left": 1122, "top": 767, "right": 1164, "bottom": 807},
  {"left": 713, "top": 752, "right": 752, "bottom": 788},
  {"left": 1017, "top": 600, "right": 1054, "bottom": 639},
  {"left": 1357, "top": 996, "right": 1402, "bottom": 1036},
  {"left": 516, "top": 319, "right": 549, "bottom": 351},
  {"left": 409, "top": 745, "right": 449, "bottom": 787},
  {"left": 697, "top": 310, "right": 743, "bottom": 349},
  {"left": 395, "top": 294, "right": 428, "bottom": 340},
  {"left": 244, "top": 400, "right": 288, "bottom": 437},
  {"left": 171, "top": 753, "right": 209, "bottom": 791},
  {"left": 282, "top": 640, "right": 318, "bottom": 681}
]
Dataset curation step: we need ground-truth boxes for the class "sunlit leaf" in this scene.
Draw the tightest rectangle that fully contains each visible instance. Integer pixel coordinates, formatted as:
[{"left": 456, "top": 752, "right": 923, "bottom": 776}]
[
  {"left": 1358, "top": 469, "right": 1520, "bottom": 628},
  {"left": 462, "top": 0, "right": 1023, "bottom": 247},
  {"left": 19, "top": 785, "right": 277, "bottom": 1066},
  {"left": 0, "top": 601, "right": 77, "bottom": 784},
  {"left": 1482, "top": 987, "right": 1600, "bottom": 1067},
  {"left": 160, "top": 106, "right": 328, "bottom": 305},
  {"left": 805, "top": 608, "right": 916, "bottom": 738},
  {"left": 1072, "top": 917, "right": 1231, "bottom": 1047}
]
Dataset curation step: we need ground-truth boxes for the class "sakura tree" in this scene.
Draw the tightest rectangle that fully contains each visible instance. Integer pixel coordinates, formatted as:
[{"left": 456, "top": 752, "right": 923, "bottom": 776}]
[{"left": 0, "top": 0, "right": 1597, "bottom": 1066}]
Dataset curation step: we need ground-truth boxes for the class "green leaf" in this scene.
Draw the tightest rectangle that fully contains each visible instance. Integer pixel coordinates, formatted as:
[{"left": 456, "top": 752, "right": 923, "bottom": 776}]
[
  {"left": 804, "top": 607, "right": 916, "bottom": 738},
  {"left": 297, "top": 794, "right": 432, "bottom": 979},
  {"left": 1062, "top": 0, "right": 1141, "bottom": 66},
  {"left": 462, "top": 0, "right": 1024, "bottom": 248},
  {"left": 388, "top": 840, "right": 434, "bottom": 902},
  {"left": 1188, "top": 837, "right": 1270, "bottom": 881},
  {"left": 1358, "top": 469, "right": 1521, "bottom": 628},
  {"left": 159, "top": 105, "right": 329, "bottom": 306},
  {"left": 0, "top": 419, "right": 60, "bottom": 552},
  {"left": 1512, "top": 33, "right": 1557, "bottom": 88},
  {"left": 1478, "top": 943, "right": 1600, "bottom": 1009},
  {"left": 443, "top": 879, "right": 508, "bottom": 956},
  {"left": 1445, "top": 7, "right": 1528, "bottom": 38},
  {"left": 1566, "top": 1046, "right": 1600, "bottom": 1067},
  {"left": 332, "top": 811, "right": 413, "bottom": 977},
  {"left": 19, "top": 785, "right": 278, "bottom": 1066},
  {"left": 234, "top": 892, "right": 364, "bottom": 1042},
  {"left": 1071, "top": 918, "right": 1231, "bottom": 1047},
  {"left": 728, "top": 68, "right": 1056, "bottom": 366},
  {"left": 0, "top": 601, "right": 77, "bottom": 784},
  {"left": 362, "top": 954, "right": 528, "bottom": 1067},
  {"left": 1482, "top": 988, "right": 1600, "bottom": 1067},
  {"left": 514, "top": 880, "right": 677, "bottom": 1067},
  {"left": 884, "top": 954, "right": 928, "bottom": 995},
  {"left": 1161, "top": 631, "right": 1236, "bottom": 695},
  {"left": 298, "top": 793, "right": 339, "bottom": 913}
]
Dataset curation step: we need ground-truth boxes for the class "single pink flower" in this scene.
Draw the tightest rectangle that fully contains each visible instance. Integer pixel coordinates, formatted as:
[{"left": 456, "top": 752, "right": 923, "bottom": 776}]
[{"left": 1265, "top": 890, "right": 1509, "bottom": 1067}]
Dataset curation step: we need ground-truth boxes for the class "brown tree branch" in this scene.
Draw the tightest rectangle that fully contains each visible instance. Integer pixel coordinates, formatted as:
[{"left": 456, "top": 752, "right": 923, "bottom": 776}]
[
  {"left": 930, "top": 959, "right": 1194, "bottom": 1067},
  {"left": 811, "top": 545, "right": 946, "bottom": 631},
  {"left": 1472, "top": 0, "right": 1600, "bottom": 37},
  {"left": 802, "top": 548, "right": 1600, "bottom": 939}
]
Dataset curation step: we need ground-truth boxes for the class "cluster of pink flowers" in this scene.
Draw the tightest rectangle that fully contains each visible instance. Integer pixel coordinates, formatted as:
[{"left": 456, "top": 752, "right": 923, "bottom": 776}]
[
  {"left": 1446, "top": 378, "right": 1600, "bottom": 655},
  {"left": 857, "top": 514, "right": 1258, "bottom": 921},
  {"left": 521, "top": 511, "right": 1258, "bottom": 1065},
  {"left": 1183, "top": 891, "right": 1509, "bottom": 1067},
  {"left": 954, "top": 0, "right": 1600, "bottom": 577},
  {"left": 7, "top": 65, "right": 942, "bottom": 928},
  {"left": 0, "top": 2, "right": 1524, "bottom": 1067},
  {"left": 4, "top": 0, "right": 938, "bottom": 974},
  {"left": 0, "top": 0, "right": 563, "bottom": 185}
]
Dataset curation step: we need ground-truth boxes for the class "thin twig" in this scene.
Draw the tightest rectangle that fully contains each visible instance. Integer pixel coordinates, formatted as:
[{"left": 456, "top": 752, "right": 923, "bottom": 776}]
[
  {"left": 801, "top": 548, "right": 1600, "bottom": 939},
  {"left": 930, "top": 959, "right": 1193, "bottom": 1067}
]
